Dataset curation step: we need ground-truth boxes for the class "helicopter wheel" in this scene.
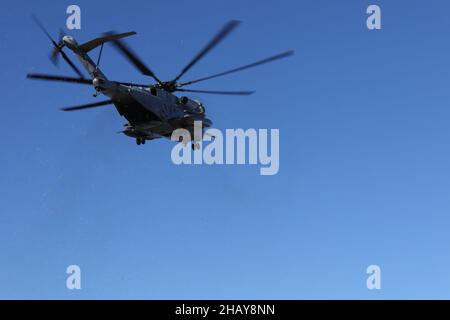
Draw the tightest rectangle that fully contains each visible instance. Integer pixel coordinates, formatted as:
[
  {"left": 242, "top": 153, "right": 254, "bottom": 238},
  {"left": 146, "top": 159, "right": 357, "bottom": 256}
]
[
  {"left": 192, "top": 142, "right": 200, "bottom": 150},
  {"left": 141, "top": 139, "right": 146, "bottom": 145},
  {"left": 136, "top": 138, "right": 141, "bottom": 145}
]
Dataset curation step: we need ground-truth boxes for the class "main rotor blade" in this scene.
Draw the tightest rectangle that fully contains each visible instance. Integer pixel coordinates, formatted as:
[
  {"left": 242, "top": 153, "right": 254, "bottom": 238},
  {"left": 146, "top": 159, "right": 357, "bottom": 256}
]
[
  {"left": 27, "top": 74, "right": 153, "bottom": 87},
  {"left": 27, "top": 73, "right": 92, "bottom": 84},
  {"left": 176, "top": 88, "right": 254, "bottom": 96},
  {"left": 106, "top": 33, "right": 163, "bottom": 85},
  {"left": 178, "top": 50, "right": 294, "bottom": 87},
  {"left": 172, "top": 20, "right": 241, "bottom": 82},
  {"left": 61, "top": 99, "right": 113, "bottom": 111}
]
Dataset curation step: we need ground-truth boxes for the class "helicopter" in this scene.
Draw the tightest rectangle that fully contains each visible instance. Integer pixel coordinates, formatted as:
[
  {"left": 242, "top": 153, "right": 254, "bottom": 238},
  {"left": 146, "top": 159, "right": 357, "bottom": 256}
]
[{"left": 27, "top": 16, "right": 294, "bottom": 148}]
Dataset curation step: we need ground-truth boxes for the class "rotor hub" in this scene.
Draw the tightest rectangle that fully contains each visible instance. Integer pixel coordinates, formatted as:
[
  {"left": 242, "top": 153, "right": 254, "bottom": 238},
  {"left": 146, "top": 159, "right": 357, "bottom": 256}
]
[
  {"left": 159, "top": 81, "right": 177, "bottom": 92},
  {"left": 62, "top": 35, "right": 77, "bottom": 48}
]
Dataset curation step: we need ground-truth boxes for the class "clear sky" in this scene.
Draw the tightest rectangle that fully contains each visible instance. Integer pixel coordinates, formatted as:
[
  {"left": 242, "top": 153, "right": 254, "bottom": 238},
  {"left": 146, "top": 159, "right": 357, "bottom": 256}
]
[{"left": 1, "top": 0, "right": 450, "bottom": 299}]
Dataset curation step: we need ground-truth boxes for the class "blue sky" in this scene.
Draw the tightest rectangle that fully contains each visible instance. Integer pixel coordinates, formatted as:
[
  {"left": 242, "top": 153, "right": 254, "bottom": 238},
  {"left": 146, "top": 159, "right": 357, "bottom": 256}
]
[{"left": 1, "top": 0, "right": 450, "bottom": 299}]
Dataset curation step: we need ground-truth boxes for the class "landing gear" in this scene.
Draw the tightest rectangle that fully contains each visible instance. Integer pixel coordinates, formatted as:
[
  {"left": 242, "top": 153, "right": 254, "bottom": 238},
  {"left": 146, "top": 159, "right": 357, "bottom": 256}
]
[
  {"left": 136, "top": 137, "right": 146, "bottom": 145},
  {"left": 191, "top": 142, "right": 200, "bottom": 150}
]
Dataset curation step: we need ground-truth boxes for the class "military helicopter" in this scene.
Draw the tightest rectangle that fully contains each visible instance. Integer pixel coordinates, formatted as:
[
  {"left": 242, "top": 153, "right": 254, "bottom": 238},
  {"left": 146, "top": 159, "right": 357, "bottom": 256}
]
[{"left": 27, "top": 16, "right": 294, "bottom": 148}]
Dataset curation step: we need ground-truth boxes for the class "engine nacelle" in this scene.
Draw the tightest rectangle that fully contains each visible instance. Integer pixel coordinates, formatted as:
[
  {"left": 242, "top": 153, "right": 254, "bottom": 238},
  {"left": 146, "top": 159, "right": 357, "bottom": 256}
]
[
  {"left": 179, "top": 96, "right": 189, "bottom": 105},
  {"left": 178, "top": 96, "right": 205, "bottom": 114}
]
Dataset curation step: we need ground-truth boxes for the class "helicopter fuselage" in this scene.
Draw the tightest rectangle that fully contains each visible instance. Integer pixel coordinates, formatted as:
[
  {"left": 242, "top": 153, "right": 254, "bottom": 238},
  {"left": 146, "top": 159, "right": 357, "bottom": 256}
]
[
  {"left": 63, "top": 35, "right": 212, "bottom": 143},
  {"left": 95, "top": 79, "right": 212, "bottom": 141}
]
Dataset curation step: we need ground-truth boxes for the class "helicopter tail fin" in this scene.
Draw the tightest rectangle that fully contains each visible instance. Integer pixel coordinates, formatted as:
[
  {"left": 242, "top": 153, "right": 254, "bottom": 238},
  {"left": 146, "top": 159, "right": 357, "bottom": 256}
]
[
  {"left": 68, "top": 32, "right": 135, "bottom": 81},
  {"left": 78, "top": 31, "right": 136, "bottom": 53}
]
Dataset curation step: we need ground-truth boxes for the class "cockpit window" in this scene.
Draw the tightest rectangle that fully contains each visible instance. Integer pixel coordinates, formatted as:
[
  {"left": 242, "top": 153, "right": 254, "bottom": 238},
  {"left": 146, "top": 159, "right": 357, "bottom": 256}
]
[
  {"left": 196, "top": 106, "right": 205, "bottom": 114},
  {"left": 150, "top": 88, "right": 157, "bottom": 96}
]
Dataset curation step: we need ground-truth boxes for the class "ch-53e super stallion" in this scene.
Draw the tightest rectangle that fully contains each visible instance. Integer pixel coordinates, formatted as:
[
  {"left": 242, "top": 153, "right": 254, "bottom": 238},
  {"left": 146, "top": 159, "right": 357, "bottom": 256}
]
[{"left": 27, "top": 16, "right": 293, "bottom": 148}]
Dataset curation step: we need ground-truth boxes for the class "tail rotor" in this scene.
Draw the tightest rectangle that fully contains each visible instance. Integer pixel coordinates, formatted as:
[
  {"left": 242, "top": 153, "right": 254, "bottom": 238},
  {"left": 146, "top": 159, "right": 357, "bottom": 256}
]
[{"left": 32, "top": 14, "right": 85, "bottom": 78}]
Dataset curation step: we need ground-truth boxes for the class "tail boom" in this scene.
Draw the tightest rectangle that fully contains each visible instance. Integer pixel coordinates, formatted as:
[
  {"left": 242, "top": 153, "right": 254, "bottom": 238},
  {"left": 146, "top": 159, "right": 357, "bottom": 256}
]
[{"left": 62, "top": 31, "right": 136, "bottom": 80}]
